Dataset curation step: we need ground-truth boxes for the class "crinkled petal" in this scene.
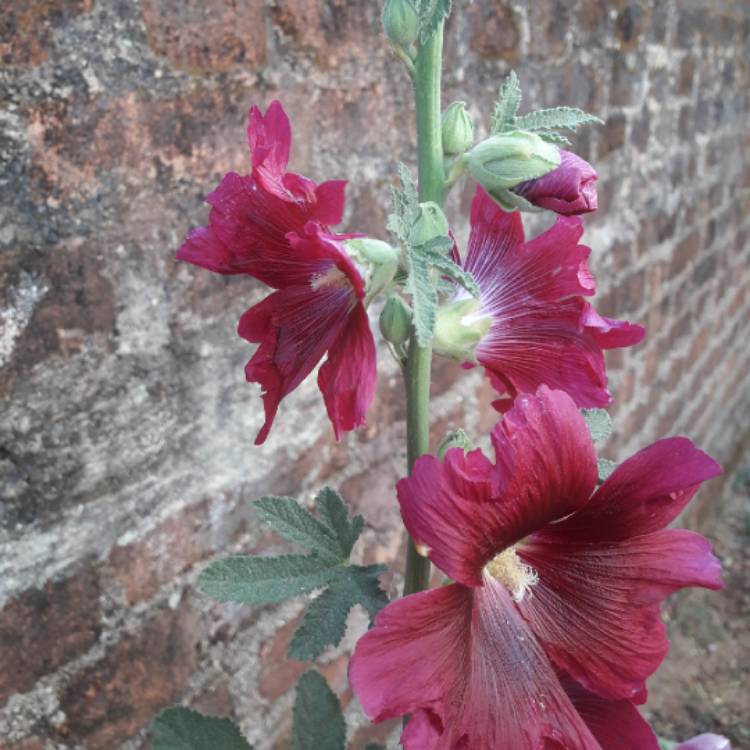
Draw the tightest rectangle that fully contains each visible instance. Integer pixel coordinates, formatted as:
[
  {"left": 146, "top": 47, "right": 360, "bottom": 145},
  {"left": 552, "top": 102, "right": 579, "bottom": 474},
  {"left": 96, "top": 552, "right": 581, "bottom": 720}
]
[
  {"left": 238, "top": 281, "right": 356, "bottom": 444},
  {"left": 563, "top": 679, "right": 659, "bottom": 749},
  {"left": 676, "top": 734, "right": 732, "bottom": 750},
  {"left": 247, "top": 100, "right": 291, "bottom": 179},
  {"left": 517, "top": 529, "right": 722, "bottom": 701},
  {"left": 397, "top": 387, "right": 597, "bottom": 587},
  {"left": 556, "top": 437, "right": 722, "bottom": 541},
  {"left": 582, "top": 303, "right": 645, "bottom": 349},
  {"left": 350, "top": 581, "right": 601, "bottom": 750},
  {"left": 463, "top": 187, "right": 639, "bottom": 409},
  {"left": 318, "top": 303, "right": 377, "bottom": 439},
  {"left": 514, "top": 150, "right": 598, "bottom": 215}
]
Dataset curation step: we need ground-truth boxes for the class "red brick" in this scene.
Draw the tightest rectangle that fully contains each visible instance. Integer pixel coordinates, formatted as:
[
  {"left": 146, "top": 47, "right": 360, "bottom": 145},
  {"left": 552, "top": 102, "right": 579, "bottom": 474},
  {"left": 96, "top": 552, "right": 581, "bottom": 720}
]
[
  {"left": 468, "top": 0, "right": 521, "bottom": 60},
  {"left": 59, "top": 601, "right": 199, "bottom": 749},
  {"left": 0, "top": 566, "right": 101, "bottom": 704},
  {"left": 259, "top": 614, "right": 306, "bottom": 702},
  {"left": 108, "top": 500, "right": 211, "bottom": 604},
  {"left": 141, "top": 0, "right": 266, "bottom": 73},
  {"left": 0, "top": 0, "right": 93, "bottom": 67},
  {"left": 599, "top": 114, "right": 627, "bottom": 159}
]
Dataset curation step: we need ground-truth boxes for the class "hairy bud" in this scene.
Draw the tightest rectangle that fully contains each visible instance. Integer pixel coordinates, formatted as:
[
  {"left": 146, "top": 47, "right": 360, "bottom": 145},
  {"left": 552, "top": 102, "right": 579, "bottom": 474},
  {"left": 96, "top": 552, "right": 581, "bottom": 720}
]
[
  {"left": 441, "top": 101, "right": 474, "bottom": 155},
  {"left": 382, "top": 0, "right": 419, "bottom": 47},
  {"left": 380, "top": 295, "right": 412, "bottom": 345}
]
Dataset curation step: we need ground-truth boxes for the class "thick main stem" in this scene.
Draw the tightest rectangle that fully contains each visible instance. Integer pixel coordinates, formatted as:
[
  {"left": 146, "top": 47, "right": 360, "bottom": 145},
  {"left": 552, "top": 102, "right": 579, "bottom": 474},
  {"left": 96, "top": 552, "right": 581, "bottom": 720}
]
[{"left": 402, "top": 25, "right": 445, "bottom": 598}]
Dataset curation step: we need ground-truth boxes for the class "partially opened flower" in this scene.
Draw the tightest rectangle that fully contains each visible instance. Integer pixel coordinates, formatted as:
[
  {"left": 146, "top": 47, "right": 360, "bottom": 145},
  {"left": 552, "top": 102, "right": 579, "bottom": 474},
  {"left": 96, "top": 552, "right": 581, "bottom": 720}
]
[
  {"left": 513, "top": 149, "right": 598, "bottom": 215},
  {"left": 350, "top": 387, "right": 722, "bottom": 749},
  {"left": 433, "top": 186, "right": 644, "bottom": 411},
  {"left": 176, "top": 101, "right": 376, "bottom": 444}
]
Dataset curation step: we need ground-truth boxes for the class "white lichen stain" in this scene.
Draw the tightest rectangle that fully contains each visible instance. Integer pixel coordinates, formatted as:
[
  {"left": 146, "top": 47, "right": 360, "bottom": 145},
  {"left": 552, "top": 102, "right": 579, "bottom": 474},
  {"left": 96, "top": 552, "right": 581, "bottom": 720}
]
[{"left": 0, "top": 272, "right": 49, "bottom": 367}]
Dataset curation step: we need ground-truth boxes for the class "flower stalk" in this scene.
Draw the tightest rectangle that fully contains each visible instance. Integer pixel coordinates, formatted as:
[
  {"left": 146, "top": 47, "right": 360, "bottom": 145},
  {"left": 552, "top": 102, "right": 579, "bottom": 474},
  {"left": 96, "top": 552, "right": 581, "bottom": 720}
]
[{"left": 403, "top": 23, "right": 445, "bottom": 597}]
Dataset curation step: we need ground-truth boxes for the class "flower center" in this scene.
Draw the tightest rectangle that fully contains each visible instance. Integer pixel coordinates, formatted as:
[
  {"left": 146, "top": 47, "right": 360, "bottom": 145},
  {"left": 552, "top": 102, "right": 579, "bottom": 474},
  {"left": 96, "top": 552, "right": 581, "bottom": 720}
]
[
  {"left": 310, "top": 266, "right": 351, "bottom": 291},
  {"left": 483, "top": 546, "right": 538, "bottom": 602}
]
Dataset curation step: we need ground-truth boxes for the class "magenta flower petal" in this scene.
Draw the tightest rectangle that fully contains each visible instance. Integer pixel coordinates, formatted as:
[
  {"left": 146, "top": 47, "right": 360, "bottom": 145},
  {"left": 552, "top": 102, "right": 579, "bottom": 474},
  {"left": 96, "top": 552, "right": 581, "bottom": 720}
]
[
  {"left": 397, "top": 387, "right": 597, "bottom": 587},
  {"left": 563, "top": 678, "right": 659, "bottom": 749},
  {"left": 513, "top": 150, "right": 598, "bottom": 215},
  {"left": 459, "top": 186, "right": 642, "bottom": 411},
  {"left": 558, "top": 437, "right": 723, "bottom": 541},
  {"left": 350, "top": 581, "right": 600, "bottom": 749},
  {"left": 318, "top": 303, "right": 377, "bottom": 440},
  {"left": 517, "top": 527, "right": 721, "bottom": 701},
  {"left": 676, "top": 734, "right": 732, "bottom": 750},
  {"left": 176, "top": 101, "right": 375, "bottom": 443}
]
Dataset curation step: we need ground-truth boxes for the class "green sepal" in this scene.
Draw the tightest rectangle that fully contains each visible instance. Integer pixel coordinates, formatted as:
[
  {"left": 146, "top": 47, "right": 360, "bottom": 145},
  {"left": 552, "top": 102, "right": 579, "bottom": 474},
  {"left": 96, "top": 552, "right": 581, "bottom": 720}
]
[{"left": 150, "top": 707, "right": 253, "bottom": 750}]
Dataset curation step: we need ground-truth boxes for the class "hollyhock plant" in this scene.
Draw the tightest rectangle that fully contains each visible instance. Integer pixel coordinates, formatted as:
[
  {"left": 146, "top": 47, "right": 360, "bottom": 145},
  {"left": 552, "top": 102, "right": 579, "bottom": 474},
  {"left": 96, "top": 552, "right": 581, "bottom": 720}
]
[
  {"left": 158, "top": 5, "right": 732, "bottom": 747},
  {"left": 433, "top": 186, "right": 645, "bottom": 411},
  {"left": 176, "top": 101, "right": 376, "bottom": 444},
  {"left": 513, "top": 149, "right": 599, "bottom": 215},
  {"left": 350, "top": 387, "right": 722, "bottom": 748}
]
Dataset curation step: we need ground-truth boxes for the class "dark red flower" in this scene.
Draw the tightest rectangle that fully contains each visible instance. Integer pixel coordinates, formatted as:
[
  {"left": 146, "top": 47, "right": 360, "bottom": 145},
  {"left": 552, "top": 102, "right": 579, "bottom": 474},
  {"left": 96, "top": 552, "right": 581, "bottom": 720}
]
[
  {"left": 513, "top": 150, "right": 598, "bottom": 215},
  {"left": 176, "top": 101, "right": 376, "bottom": 444},
  {"left": 443, "top": 186, "right": 644, "bottom": 412},
  {"left": 350, "top": 387, "right": 722, "bottom": 749}
]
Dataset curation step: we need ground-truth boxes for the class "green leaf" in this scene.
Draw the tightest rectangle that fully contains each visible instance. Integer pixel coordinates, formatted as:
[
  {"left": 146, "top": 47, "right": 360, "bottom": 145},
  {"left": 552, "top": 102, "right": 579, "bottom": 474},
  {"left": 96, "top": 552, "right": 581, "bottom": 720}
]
[
  {"left": 315, "top": 486, "right": 364, "bottom": 559},
  {"left": 198, "top": 555, "right": 338, "bottom": 604},
  {"left": 420, "top": 246, "right": 479, "bottom": 297},
  {"left": 254, "top": 496, "right": 343, "bottom": 564},
  {"left": 151, "top": 707, "right": 253, "bottom": 750},
  {"left": 582, "top": 408, "right": 612, "bottom": 444},
  {"left": 387, "top": 163, "right": 419, "bottom": 243},
  {"left": 536, "top": 130, "right": 572, "bottom": 146},
  {"left": 292, "top": 671, "right": 346, "bottom": 750},
  {"left": 408, "top": 250, "right": 438, "bottom": 346},
  {"left": 657, "top": 739, "right": 676, "bottom": 750},
  {"left": 365, "top": 746, "right": 387, "bottom": 750},
  {"left": 487, "top": 188, "right": 542, "bottom": 213},
  {"left": 417, "top": 0, "right": 452, "bottom": 44},
  {"left": 289, "top": 565, "right": 388, "bottom": 660},
  {"left": 597, "top": 458, "right": 617, "bottom": 483},
  {"left": 514, "top": 107, "right": 603, "bottom": 133},
  {"left": 491, "top": 70, "right": 522, "bottom": 133}
]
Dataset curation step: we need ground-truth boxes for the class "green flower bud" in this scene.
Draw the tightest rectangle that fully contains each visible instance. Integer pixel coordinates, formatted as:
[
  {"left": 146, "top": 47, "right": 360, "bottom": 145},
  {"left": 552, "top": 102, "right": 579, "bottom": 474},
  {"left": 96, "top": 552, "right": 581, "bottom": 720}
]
[
  {"left": 437, "top": 428, "right": 473, "bottom": 459},
  {"left": 432, "top": 297, "right": 492, "bottom": 362},
  {"left": 466, "top": 131, "right": 561, "bottom": 192},
  {"left": 441, "top": 101, "right": 474, "bottom": 155},
  {"left": 345, "top": 238, "right": 399, "bottom": 266},
  {"left": 382, "top": 0, "right": 419, "bottom": 47},
  {"left": 408, "top": 202, "right": 450, "bottom": 247},
  {"left": 379, "top": 295, "right": 412, "bottom": 345}
]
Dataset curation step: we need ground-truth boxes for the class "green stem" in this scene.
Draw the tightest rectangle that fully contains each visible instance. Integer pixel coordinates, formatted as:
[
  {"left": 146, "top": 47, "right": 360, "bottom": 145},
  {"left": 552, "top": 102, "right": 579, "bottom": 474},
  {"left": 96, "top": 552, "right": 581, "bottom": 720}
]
[{"left": 402, "top": 25, "right": 445, "bottom": 598}]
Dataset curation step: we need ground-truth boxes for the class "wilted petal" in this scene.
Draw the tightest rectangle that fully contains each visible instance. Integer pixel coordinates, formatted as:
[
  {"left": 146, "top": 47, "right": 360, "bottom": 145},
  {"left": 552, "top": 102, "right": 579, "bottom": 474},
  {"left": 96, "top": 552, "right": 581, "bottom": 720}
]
[{"left": 318, "top": 303, "right": 377, "bottom": 439}]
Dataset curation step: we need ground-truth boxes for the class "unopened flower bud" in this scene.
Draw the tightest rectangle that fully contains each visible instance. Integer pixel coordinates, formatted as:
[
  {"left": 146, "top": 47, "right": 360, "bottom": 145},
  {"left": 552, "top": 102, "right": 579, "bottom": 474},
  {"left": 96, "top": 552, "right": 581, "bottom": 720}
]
[
  {"left": 512, "top": 150, "right": 598, "bottom": 215},
  {"left": 379, "top": 295, "right": 412, "bottom": 345},
  {"left": 437, "top": 428, "right": 473, "bottom": 459},
  {"left": 346, "top": 238, "right": 399, "bottom": 266},
  {"left": 466, "top": 131, "right": 561, "bottom": 192},
  {"left": 432, "top": 298, "right": 491, "bottom": 362},
  {"left": 441, "top": 101, "right": 474, "bottom": 155},
  {"left": 408, "top": 202, "right": 450, "bottom": 247},
  {"left": 382, "top": 0, "right": 419, "bottom": 47}
]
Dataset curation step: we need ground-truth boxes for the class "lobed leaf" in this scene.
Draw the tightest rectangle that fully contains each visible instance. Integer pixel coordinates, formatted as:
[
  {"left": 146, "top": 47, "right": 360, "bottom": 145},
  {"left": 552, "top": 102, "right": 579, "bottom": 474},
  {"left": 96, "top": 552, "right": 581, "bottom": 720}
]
[
  {"left": 288, "top": 565, "right": 387, "bottom": 661},
  {"left": 536, "top": 129, "right": 572, "bottom": 146},
  {"left": 151, "top": 707, "right": 252, "bottom": 750},
  {"left": 254, "top": 496, "right": 343, "bottom": 563},
  {"left": 388, "top": 163, "right": 420, "bottom": 243},
  {"left": 421, "top": 247, "right": 480, "bottom": 297},
  {"left": 292, "top": 671, "right": 346, "bottom": 750},
  {"left": 198, "top": 554, "right": 337, "bottom": 604},
  {"left": 417, "top": 0, "right": 452, "bottom": 44},
  {"left": 491, "top": 70, "right": 522, "bottom": 133},
  {"left": 408, "top": 250, "right": 438, "bottom": 346},
  {"left": 514, "top": 106, "right": 603, "bottom": 133},
  {"left": 315, "top": 486, "right": 364, "bottom": 559}
]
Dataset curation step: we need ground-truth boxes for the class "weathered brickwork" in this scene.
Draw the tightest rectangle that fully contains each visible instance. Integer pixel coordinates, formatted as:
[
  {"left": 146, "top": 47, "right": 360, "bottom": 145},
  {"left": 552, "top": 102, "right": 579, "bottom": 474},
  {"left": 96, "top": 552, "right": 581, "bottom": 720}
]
[{"left": 1, "top": 1, "right": 749, "bottom": 747}]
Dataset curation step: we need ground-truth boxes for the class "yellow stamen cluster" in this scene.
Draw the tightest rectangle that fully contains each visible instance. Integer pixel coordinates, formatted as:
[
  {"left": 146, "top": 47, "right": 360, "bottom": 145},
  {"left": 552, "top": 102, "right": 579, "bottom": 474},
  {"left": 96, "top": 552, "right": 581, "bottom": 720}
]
[{"left": 484, "top": 546, "right": 538, "bottom": 602}]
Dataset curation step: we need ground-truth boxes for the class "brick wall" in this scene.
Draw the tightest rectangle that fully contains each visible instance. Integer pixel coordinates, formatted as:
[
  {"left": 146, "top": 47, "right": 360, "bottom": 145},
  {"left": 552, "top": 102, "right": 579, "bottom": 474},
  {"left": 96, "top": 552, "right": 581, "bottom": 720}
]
[{"left": 1, "top": 1, "right": 749, "bottom": 748}]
